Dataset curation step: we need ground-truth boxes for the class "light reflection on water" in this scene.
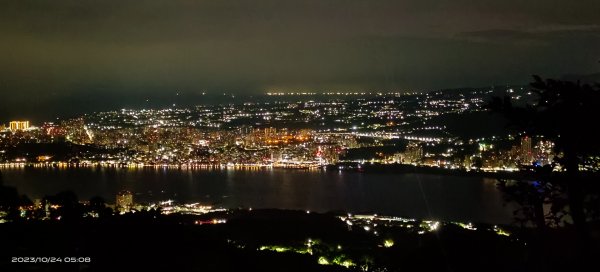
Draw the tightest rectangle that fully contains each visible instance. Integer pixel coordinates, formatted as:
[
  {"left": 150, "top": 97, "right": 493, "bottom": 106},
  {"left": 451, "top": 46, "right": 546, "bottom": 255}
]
[{"left": 0, "top": 167, "right": 516, "bottom": 224}]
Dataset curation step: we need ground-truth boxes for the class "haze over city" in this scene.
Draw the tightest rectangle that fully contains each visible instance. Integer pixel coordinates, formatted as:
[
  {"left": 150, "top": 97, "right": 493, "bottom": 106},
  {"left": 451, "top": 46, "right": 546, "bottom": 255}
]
[{"left": 2, "top": 0, "right": 600, "bottom": 120}]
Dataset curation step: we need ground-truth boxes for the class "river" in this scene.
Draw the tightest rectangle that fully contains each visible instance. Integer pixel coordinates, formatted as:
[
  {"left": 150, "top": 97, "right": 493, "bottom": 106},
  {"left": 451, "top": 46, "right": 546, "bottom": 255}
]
[{"left": 0, "top": 167, "right": 516, "bottom": 224}]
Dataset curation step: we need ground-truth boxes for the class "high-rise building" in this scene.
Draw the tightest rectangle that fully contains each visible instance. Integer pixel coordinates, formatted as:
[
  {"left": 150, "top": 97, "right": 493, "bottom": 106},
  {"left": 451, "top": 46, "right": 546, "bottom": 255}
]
[
  {"left": 264, "top": 127, "right": 277, "bottom": 138},
  {"left": 9, "top": 121, "right": 30, "bottom": 131},
  {"left": 520, "top": 136, "right": 533, "bottom": 164},
  {"left": 116, "top": 190, "right": 133, "bottom": 213}
]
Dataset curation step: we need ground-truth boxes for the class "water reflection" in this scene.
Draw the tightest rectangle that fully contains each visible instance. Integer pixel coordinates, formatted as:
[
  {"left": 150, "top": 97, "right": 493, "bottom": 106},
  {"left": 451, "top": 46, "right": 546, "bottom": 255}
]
[{"left": 0, "top": 167, "right": 516, "bottom": 224}]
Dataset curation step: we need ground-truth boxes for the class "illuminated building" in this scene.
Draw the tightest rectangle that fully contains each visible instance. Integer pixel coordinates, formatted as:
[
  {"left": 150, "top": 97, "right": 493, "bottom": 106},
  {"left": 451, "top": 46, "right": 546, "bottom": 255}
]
[
  {"left": 116, "top": 190, "right": 134, "bottom": 213},
  {"left": 316, "top": 145, "right": 340, "bottom": 165},
  {"left": 263, "top": 127, "right": 277, "bottom": 138},
  {"left": 534, "top": 140, "right": 555, "bottom": 166},
  {"left": 396, "top": 142, "right": 423, "bottom": 164},
  {"left": 270, "top": 149, "right": 283, "bottom": 162},
  {"left": 41, "top": 122, "right": 62, "bottom": 136},
  {"left": 520, "top": 136, "right": 533, "bottom": 164},
  {"left": 9, "top": 121, "right": 30, "bottom": 131}
]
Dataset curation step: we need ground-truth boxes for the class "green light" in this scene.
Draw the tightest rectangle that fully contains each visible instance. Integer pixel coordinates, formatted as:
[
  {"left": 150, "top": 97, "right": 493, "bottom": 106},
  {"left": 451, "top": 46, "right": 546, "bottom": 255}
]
[
  {"left": 333, "top": 255, "right": 356, "bottom": 268},
  {"left": 494, "top": 226, "right": 511, "bottom": 237},
  {"left": 340, "top": 260, "right": 355, "bottom": 268},
  {"left": 383, "top": 239, "right": 394, "bottom": 248},
  {"left": 258, "top": 245, "right": 310, "bottom": 255}
]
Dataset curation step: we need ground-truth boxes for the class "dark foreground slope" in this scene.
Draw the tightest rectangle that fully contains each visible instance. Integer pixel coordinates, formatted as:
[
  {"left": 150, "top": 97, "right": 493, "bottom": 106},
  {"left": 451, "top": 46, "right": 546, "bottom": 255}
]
[{"left": 0, "top": 209, "right": 596, "bottom": 272}]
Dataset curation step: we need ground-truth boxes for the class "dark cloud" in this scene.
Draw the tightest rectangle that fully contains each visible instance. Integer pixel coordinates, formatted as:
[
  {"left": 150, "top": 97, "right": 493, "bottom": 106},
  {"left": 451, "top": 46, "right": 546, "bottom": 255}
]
[{"left": 1, "top": 0, "right": 599, "bottom": 120}]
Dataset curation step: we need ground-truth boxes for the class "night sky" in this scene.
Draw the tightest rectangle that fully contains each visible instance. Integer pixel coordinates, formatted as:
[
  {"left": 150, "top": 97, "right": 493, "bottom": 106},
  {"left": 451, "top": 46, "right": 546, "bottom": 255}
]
[{"left": 1, "top": 0, "right": 599, "bottom": 121}]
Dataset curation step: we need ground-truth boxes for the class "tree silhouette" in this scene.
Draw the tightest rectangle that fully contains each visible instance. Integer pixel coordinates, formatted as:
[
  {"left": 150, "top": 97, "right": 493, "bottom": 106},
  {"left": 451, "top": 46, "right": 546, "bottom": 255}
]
[
  {"left": 89, "top": 195, "right": 113, "bottom": 218},
  {"left": 489, "top": 75, "right": 600, "bottom": 260},
  {"left": 89, "top": 195, "right": 106, "bottom": 211},
  {"left": 0, "top": 171, "right": 34, "bottom": 221},
  {"left": 43, "top": 190, "right": 83, "bottom": 222},
  {"left": 0, "top": 185, "right": 21, "bottom": 221}
]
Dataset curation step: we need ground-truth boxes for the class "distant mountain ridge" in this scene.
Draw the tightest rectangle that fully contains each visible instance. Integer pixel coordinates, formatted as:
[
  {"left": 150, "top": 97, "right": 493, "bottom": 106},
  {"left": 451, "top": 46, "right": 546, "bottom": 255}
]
[{"left": 560, "top": 72, "right": 600, "bottom": 84}]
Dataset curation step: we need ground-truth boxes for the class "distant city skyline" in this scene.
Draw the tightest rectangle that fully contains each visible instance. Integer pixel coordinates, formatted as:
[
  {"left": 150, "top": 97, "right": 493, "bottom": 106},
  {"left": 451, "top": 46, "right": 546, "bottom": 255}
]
[{"left": 1, "top": 87, "right": 512, "bottom": 123}]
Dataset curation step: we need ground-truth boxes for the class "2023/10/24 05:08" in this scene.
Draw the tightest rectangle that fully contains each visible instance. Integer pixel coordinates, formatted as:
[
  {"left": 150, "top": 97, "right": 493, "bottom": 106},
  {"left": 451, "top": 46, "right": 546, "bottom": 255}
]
[{"left": 12, "top": 257, "right": 91, "bottom": 263}]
